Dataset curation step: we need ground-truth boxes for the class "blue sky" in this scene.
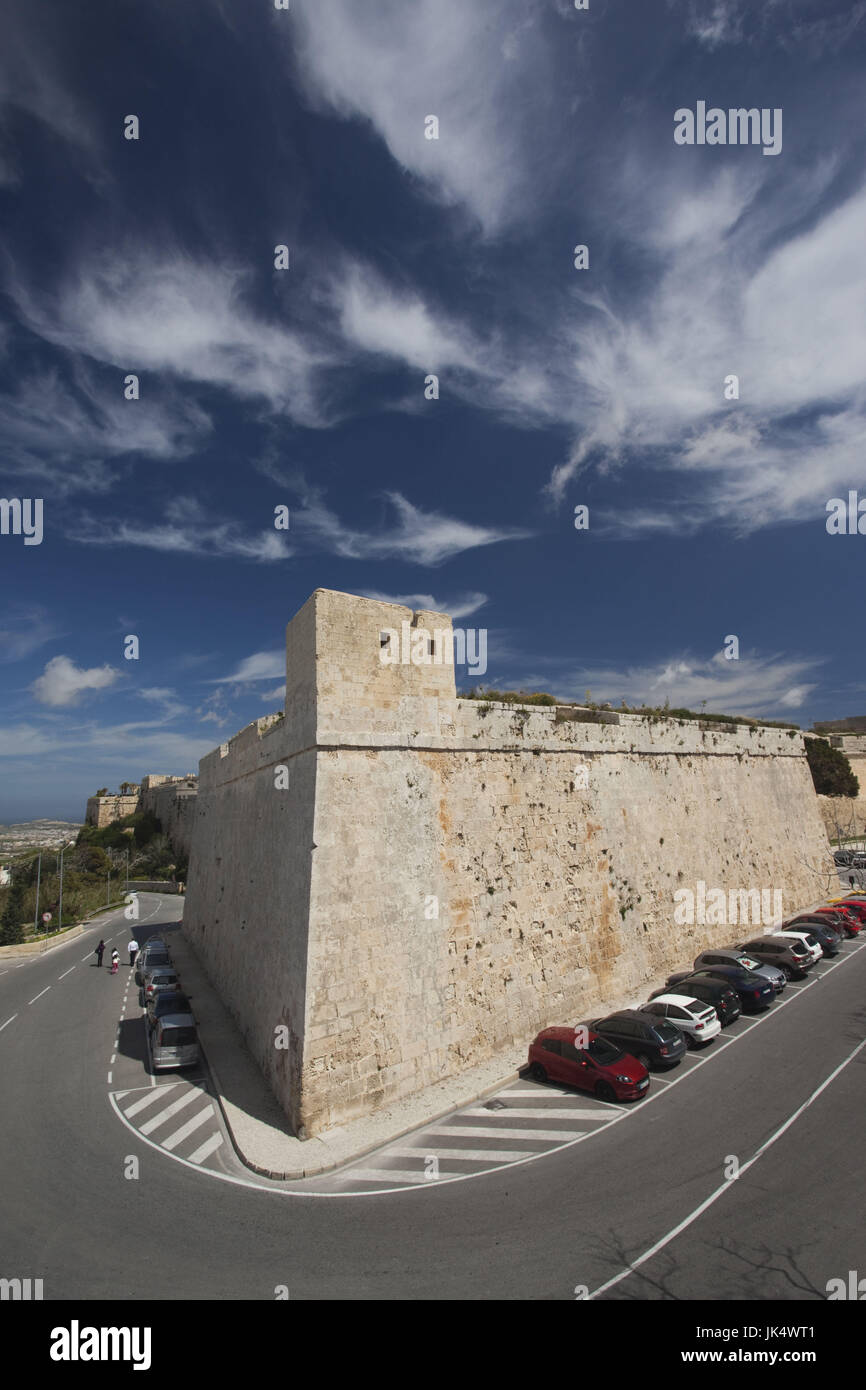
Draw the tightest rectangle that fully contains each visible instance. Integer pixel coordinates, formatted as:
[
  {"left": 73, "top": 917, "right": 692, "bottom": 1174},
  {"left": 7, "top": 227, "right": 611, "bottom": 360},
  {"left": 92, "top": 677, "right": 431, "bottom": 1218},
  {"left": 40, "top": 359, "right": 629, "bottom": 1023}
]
[{"left": 2, "top": 0, "right": 866, "bottom": 821}]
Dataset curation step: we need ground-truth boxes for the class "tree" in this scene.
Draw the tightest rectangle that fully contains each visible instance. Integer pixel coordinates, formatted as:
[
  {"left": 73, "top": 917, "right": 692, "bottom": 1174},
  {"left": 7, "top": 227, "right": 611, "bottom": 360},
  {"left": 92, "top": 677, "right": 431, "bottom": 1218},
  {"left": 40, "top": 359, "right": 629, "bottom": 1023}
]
[
  {"left": 94, "top": 788, "right": 109, "bottom": 798},
  {"left": 805, "top": 737, "right": 860, "bottom": 798},
  {"left": 0, "top": 876, "right": 26, "bottom": 945}
]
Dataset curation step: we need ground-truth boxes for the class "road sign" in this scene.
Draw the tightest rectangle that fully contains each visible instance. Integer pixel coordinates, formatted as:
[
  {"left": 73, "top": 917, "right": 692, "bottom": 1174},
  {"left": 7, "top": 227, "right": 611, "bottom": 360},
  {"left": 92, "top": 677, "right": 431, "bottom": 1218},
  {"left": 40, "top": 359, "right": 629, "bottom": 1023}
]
[{"left": 42, "top": 912, "right": 52, "bottom": 923}]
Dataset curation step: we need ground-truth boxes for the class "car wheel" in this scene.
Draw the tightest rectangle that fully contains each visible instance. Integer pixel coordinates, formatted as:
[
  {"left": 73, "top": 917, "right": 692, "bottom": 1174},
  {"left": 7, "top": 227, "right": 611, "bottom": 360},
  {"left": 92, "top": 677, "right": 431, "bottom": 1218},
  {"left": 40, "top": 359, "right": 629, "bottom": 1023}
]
[
  {"left": 782, "top": 965, "right": 794, "bottom": 980},
  {"left": 595, "top": 1081, "right": 617, "bottom": 1103},
  {"left": 528, "top": 1062, "right": 547, "bottom": 1084}
]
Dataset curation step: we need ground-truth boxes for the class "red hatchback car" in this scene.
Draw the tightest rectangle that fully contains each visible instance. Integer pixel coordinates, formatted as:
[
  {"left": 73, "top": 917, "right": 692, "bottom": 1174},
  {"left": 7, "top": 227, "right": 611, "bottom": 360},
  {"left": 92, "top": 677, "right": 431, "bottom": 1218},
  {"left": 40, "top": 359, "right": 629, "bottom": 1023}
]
[{"left": 527, "top": 1026, "right": 650, "bottom": 1102}]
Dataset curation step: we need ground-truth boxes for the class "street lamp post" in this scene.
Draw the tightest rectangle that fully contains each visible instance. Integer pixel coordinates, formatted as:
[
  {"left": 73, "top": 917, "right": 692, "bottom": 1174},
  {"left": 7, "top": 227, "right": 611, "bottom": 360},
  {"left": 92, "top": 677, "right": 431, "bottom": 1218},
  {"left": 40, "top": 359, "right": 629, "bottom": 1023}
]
[
  {"left": 33, "top": 853, "right": 42, "bottom": 936},
  {"left": 107, "top": 866, "right": 111, "bottom": 907},
  {"left": 58, "top": 840, "right": 74, "bottom": 930}
]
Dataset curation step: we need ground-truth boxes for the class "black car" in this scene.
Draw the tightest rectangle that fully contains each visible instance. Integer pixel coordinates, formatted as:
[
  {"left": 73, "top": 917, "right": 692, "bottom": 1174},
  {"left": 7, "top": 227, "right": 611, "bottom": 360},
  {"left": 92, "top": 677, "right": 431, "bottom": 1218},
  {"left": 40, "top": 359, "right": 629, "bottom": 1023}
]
[
  {"left": 649, "top": 975, "right": 741, "bottom": 1026},
  {"left": 783, "top": 918, "right": 843, "bottom": 956},
  {"left": 587, "top": 1010, "right": 687, "bottom": 1070},
  {"left": 667, "top": 965, "right": 774, "bottom": 1012}
]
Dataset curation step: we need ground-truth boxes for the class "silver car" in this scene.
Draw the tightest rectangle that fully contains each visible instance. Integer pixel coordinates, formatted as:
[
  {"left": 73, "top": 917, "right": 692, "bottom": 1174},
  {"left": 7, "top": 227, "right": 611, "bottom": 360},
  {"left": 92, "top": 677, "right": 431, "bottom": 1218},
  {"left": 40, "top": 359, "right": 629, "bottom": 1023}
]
[
  {"left": 149, "top": 1012, "right": 200, "bottom": 1071},
  {"left": 140, "top": 965, "right": 180, "bottom": 1007},
  {"left": 134, "top": 943, "right": 170, "bottom": 986}
]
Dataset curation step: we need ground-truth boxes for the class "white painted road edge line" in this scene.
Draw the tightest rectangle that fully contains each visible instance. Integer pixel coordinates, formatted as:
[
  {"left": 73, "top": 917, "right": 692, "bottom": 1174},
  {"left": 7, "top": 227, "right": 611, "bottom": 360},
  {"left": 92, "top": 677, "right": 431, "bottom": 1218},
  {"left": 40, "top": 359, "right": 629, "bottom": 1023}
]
[
  {"left": 27, "top": 987, "right": 50, "bottom": 1005},
  {"left": 58, "top": 967, "right": 75, "bottom": 980},
  {"left": 586, "top": 1035, "right": 866, "bottom": 1300},
  {"left": 0, "top": 1015, "right": 17, "bottom": 1032}
]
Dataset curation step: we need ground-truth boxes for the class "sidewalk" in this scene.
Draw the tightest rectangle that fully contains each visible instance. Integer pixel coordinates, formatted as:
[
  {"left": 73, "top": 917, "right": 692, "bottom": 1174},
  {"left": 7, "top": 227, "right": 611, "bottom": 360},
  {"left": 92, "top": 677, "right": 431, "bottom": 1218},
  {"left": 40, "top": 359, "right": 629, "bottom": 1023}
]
[{"left": 166, "top": 923, "right": 524, "bottom": 1180}]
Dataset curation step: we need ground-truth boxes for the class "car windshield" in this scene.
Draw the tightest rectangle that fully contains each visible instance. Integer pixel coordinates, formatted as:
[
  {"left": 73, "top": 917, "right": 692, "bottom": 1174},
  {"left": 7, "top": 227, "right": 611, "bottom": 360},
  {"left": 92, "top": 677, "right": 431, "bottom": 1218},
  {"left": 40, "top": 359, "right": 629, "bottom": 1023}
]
[{"left": 586, "top": 1037, "right": 623, "bottom": 1065}]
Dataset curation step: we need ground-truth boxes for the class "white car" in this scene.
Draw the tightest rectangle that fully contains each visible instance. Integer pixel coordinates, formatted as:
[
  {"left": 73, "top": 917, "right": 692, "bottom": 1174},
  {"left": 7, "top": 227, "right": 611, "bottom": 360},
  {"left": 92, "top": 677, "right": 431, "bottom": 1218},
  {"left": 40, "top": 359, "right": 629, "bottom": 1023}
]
[
  {"left": 772, "top": 929, "right": 823, "bottom": 964},
  {"left": 640, "top": 994, "right": 722, "bottom": 1046}
]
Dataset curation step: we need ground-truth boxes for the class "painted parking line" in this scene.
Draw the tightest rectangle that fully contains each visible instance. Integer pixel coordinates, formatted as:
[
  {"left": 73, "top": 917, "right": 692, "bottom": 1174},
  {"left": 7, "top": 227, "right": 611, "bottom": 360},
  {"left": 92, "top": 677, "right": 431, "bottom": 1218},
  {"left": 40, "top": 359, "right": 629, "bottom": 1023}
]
[{"left": 462, "top": 1106, "right": 611, "bottom": 1120}]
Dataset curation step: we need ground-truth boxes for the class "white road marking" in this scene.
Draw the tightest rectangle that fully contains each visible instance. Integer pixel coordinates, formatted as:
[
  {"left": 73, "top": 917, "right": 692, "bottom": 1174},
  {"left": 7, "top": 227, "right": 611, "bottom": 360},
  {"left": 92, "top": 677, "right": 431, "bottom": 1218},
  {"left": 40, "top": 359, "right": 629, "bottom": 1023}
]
[
  {"left": 162, "top": 1105, "right": 214, "bottom": 1151},
  {"left": 340, "top": 1168, "right": 447, "bottom": 1185},
  {"left": 388, "top": 1145, "right": 540, "bottom": 1163},
  {"left": 110, "top": 1053, "right": 116, "bottom": 1064},
  {"left": 0, "top": 1015, "right": 17, "bottom": 1032},
  {"left": 587, "top": 1036, "right": 866, "bottom": 1300},
  {"left": 462, "top": 1106, "right": 609, "bottom": 1121},
  {"left": 431, "top": 1124, "right": 592, "bottom": 1142},
  {"left": 27, "top": 987, "right": 50, "bottom": 1005},
  {"left": 123, "top": 1084, "right": 182, "bottom": 1118},
  {"left": 57, "top": 967, "right": 75, "bottom": 980},
  {"left": 140, "top": 1087, "right": 204, "bottom": 1136},
  {"left": 187, "top": 1132, "right": 224, "bottom": 1165},
  {"left": 500, "top": 1088, "right": 585, "bottom": 1099},
  {"left": 107, "top": 1071, "right": 112, "bottom": 1083}
]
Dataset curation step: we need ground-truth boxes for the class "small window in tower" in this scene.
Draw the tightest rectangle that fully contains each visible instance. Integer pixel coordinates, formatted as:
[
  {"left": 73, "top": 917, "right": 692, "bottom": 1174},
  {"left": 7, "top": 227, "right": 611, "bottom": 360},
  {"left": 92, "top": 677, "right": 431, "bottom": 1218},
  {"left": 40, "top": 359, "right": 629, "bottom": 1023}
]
[
  {"left": 379, "top": 632, "right": 389, "bottom": 648},
  {"left": 427, "top": 637, "right": 435, "bottom": 656}
]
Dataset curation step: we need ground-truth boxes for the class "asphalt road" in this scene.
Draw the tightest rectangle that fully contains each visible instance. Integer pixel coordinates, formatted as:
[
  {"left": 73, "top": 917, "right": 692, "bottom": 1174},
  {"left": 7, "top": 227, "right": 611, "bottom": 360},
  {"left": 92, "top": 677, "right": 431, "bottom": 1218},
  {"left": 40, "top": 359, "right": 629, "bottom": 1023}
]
[{"left": 2, "top": 893, "right": 864, "bottom": 1301}]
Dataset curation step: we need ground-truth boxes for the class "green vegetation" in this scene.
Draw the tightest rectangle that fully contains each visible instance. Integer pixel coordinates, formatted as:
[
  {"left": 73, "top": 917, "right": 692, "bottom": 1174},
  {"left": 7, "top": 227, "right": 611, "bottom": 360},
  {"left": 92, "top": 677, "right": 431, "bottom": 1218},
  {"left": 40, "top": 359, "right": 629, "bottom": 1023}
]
[
  {"left": 805, "top": 736, "right": 860, "bottom": 798},
  {"left": 459, "top": 688, "right": 799, "bottom": 730},
  {"left": 0, "top": 810, "right": 187, "bottom": 943},
  {"left": 461, "top": 687, "right": 556, "bottom": 706}
]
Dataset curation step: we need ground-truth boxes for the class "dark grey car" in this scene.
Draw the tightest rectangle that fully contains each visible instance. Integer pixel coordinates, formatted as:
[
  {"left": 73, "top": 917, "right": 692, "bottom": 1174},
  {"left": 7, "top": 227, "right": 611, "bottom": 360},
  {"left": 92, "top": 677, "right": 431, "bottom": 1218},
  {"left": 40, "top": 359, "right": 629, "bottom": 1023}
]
[
  {"left": 735, "top": 935, "right": 812, "bottom": 980},
  {"left": 588, "top": 1010, "right": 687, "bottom": 1070}
]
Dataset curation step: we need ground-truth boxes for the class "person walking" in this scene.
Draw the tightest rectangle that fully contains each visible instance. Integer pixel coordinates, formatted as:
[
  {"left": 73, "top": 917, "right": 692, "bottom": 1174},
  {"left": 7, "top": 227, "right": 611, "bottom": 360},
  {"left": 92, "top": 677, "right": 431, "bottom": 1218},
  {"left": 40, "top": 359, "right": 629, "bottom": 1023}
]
[
  {"left": 128, "top": 938, "right": 139, "bottom": 967},
  {"left": 95, "top": 939, "right": 105, "bottom": 967},
  {"left": 110, "top": 948, "right": 119, "bottom": 975}
]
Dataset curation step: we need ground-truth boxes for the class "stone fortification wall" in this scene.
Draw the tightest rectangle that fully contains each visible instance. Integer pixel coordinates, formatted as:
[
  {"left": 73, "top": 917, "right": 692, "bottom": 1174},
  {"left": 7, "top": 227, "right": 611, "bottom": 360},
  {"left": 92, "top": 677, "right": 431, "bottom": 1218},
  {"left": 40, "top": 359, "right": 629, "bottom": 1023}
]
[
  {"left": 139, "top": 779, "right": 198, "bottom": 860},
  {"left": 183, "top": 590, "right": 833, "bottom": 1138},
  {"left": 85, "top": 794, "right": 139, "bottom": 828}
]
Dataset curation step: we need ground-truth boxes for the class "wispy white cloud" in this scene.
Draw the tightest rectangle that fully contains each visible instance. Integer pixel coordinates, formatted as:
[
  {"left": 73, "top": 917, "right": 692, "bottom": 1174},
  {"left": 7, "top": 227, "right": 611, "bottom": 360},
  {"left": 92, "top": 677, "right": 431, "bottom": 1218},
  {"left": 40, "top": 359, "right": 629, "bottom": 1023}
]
[
  {"left": 360, "top": 590, "right": 488, "bottom": 621},
  {"left": 69, "top": 496, "right": 292, "bottom": 563},
  {"left": 209, "top": 651, "right": 284, "bottom": 686},
  {"left": 290, "top": 0, "right": 559, "bottom": 235}
]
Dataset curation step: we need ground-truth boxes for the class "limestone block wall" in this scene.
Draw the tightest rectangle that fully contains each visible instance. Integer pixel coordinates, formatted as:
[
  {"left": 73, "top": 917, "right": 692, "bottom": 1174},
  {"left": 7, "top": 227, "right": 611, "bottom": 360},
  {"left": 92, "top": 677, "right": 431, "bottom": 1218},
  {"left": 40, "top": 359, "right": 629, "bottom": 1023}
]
[
  {"left": 182, "top": 715, "right": 316, "bottom": 1133},
  {"left": 140, "top": 781, "right": 198, "bottom": 860},
  {"left": 301, "top": 705, "right": 832, "bottom": 1133},
  {"left": 183, "top": 590, "right": 834, "bottom": 1140},
  {"left": 85, "top": 794, "right": 139, "bottom": 828}
]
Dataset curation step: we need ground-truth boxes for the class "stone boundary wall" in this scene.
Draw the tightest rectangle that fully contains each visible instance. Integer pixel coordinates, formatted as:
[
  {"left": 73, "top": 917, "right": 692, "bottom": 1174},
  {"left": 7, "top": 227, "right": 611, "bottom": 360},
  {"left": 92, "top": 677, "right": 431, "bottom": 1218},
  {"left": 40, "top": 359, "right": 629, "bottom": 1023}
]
[{"left": 183, "top": 590, "right": 834, "bottom": 1139}]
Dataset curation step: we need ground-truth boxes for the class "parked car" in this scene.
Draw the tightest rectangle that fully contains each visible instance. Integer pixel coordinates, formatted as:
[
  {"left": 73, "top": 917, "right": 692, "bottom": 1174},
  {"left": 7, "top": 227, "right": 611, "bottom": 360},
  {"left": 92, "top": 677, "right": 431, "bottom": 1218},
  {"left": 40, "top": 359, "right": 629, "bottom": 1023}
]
[
  {"left": 649, "top": 976, "right": 741, "bottom": 1026},
  {"left": 779, "top": 919, "right": 841, "bottom": 957},
  {"left": 808, "top": 904, "right": 862, "bottom": 937},
  {"left": 667, "top": 966, "right": 774, "bottom": 1012},
  {"left": 769, "top": 929, "right": 822, "bottom": 965},
  {"left": 134, "top": 944, "right": 171, "bottom": 985},
  {"left": 588, "top": 1010, "right": 687, "bottom": 1070},
  {"left": 149, "top": 1013, "right": 200, "bottom": 1071},
  {"left": 825, "top": 897, "right": 866, "bottom": 926},
  {"left": 639, "top": 994, "right": 721, "bottom": 1047},
  {"left": 146, "top": 989, "right": 192, "bottom": 1028},
  {"left": 735, "top": 935, "right": 813, "bottom": 979},
  {"left": 693, "top": 948, "right": 786, "bottom": 994},
  {"left": 140, "top": 966, "right": 180, "bottom": 1007},
  {"left": 527, "top": 1026, "right": 650, "bottom": 1101}
]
